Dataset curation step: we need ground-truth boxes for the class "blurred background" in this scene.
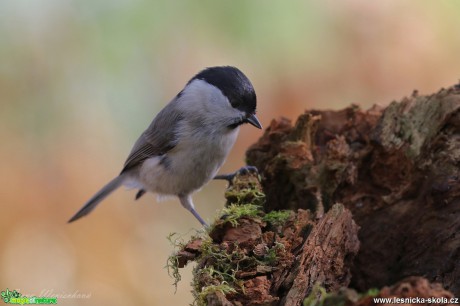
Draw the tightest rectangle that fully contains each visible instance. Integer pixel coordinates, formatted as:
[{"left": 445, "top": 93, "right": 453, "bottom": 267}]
[{"left": 1, "top": 0, "right": 459, "bottom": 305}]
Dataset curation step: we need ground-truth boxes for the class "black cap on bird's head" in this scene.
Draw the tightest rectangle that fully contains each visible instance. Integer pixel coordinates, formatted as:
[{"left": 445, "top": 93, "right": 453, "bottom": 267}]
[{"left": 190, "top": 66, "right": 262, "bottom": 129}]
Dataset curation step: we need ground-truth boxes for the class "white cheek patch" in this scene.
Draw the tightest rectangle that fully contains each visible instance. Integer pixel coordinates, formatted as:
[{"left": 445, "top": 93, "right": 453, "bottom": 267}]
[{"left": 180, "top": 79, "right": 243, "bottom": 125}]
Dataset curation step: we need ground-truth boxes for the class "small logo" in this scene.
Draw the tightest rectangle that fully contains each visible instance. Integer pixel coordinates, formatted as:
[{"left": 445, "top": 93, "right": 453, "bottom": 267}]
[{"left": 1, "top": 289, "right": 57, "bottom": 305}]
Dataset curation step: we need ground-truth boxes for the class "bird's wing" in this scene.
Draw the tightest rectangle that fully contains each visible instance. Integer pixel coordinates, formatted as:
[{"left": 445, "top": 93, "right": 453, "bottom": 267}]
[{"left": 120, "top": 99, "right": 184, "bottom": 174}]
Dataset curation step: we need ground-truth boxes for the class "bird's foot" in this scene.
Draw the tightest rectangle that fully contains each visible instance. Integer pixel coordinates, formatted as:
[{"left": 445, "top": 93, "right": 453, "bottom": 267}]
[{"left": 214, "top": 165, "right": 259, "bottom": 184}]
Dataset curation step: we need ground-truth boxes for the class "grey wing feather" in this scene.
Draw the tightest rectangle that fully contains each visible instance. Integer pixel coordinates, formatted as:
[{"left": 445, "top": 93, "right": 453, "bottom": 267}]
[{"left": 120, "top": 98, "right": 184, "bottom": 173}]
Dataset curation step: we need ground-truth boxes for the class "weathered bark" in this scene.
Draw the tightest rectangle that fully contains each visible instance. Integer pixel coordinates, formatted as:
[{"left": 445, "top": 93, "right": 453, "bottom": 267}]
[
  {"left": 275, "top": 204, "right": 359, "bottom": 305},
  {"left": 174, "top": 84, "right": 460, "bottom": 305},
  {"left": 247, "top": 85, "right": 460, "bottom": 296},
  {"left": 175, "top": 172, "right": 359, "bottom": 306}
]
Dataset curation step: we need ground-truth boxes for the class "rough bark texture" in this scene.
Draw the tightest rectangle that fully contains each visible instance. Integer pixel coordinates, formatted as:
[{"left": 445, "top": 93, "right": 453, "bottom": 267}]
[
  {"left": 276, "top": 204, "right": 359, "bottom": 305},
  {"left": 176, "top": 170, "right": 359, "bottom": 306},
  {"left": 175, "top": 84, "right": 459, "bottom": 305},
  {"left": 247, "top": 85, "right": 460, "bottom": 296}
]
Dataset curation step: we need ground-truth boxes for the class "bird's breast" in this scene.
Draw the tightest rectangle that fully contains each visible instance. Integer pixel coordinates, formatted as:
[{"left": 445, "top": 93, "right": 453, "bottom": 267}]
[{"left": 138, "top": 127, "right": 239, "bottom": 196}]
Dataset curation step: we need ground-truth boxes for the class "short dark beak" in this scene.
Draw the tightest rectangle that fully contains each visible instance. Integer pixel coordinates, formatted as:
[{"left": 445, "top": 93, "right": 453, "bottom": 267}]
[{"left": 246, "top": 114, "right": 262, "bottom": 129}]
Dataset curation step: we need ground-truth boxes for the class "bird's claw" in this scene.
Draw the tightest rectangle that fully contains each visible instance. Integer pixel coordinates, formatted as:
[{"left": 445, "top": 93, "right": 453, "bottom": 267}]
[
  {"left": 238, "top": 165, "right": 258, "bottom": 176},
  {"left": 214, "top": 166, "right": 259, "bottom": 183}
]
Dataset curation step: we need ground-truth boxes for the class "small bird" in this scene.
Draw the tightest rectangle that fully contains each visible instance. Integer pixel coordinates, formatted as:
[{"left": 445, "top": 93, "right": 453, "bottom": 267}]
[{"left": 68, "top": 66, "right": 261, "bottom": 226}]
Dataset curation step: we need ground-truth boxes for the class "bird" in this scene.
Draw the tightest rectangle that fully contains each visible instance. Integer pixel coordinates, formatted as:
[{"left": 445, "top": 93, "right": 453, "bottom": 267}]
[{"left": 68, "top": 66, "right": 261, "bottom": 226}]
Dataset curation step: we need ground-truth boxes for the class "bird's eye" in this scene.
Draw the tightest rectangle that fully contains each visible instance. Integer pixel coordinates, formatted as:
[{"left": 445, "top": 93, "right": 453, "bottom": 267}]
[{"left": 231, "top": 101, "right": 241, "bottom": 109}]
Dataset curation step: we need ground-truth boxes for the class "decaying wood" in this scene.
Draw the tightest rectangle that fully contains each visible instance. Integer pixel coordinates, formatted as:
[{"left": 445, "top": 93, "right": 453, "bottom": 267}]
[
  {"left": 177, "top": 172, "right": 359, "bottom": 306},
  {"left": 175, "top": 84, "right": 460, "bottom": 305},
  {"left": 247, "top": 84, "right": 460, "bottom": 296},
  {"left": 276, "top": 205, "right": 359, "bottom": 305}
]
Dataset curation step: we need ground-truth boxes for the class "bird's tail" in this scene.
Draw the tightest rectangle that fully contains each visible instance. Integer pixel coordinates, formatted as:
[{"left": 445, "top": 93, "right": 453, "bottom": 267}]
[{"left": 68, "top": 175, "right": 125, "bottom": 223}]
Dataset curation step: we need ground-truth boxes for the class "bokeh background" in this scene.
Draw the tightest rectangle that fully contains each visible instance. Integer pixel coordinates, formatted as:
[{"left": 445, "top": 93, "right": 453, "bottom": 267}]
[{"left": 1, "top": 1, "right": 460, "bottom": 305}]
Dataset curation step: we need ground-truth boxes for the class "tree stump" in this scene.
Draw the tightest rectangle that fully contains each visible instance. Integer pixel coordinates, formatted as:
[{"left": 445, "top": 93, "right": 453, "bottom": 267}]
[{"left": 172, "top": 84, "right": 460, "bottom": 305}]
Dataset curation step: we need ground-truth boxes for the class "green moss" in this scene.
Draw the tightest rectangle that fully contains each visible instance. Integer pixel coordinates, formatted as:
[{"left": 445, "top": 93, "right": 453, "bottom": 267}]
[
  {"left": 166, "top": 231, "right": 208, "bottom": 290},
  {"left": 167, "top": 170, "right": 276, "bottom": 304},
  {"left": 194, "top": 283, "right": 237, "bottom": 306},
  {"left": 167, "top": 204, "right": 293, "bottom": 304},
  {"left": 191, "top": 242, "right": 246, "bottom": 305},
  {"left": 224, "top": 188, "right": 266, "bottom": 206},
  {"left": 262, "top": 242, "right": 285, "bottom": 265},
  {"left": 166, "top": 254, "right": 181, "bottom": 290},
  {"left": 219, "top": 203, "right": 262, "bottom": 227},
  {"left": 223, "top": 170, "right": 266, "bottom": 207},
  {"left": 167, "top": 204, "right": 292, "bottom": 304},
  {"left": 303, "top": 284, "right": 328, "bottom": 306},
  {"left": 263, "top": 210, "right": 291, "bottom": 227},
  {"left": 166, "top": 232, "right": 186, "bottom": 289},
  {"left": 360, "top": 288, "right": 379, "bottom": 298}
]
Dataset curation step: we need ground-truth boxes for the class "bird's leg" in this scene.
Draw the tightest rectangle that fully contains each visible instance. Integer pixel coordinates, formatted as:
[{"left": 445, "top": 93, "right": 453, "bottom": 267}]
[
  {"left": 213, "top": 165, "right": 258, "bottom": 184},
  {"left": 179, "top": 194, "right": 208, "bottom": 227}
]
